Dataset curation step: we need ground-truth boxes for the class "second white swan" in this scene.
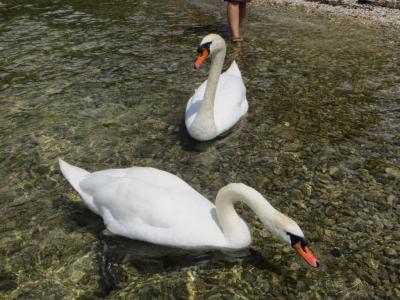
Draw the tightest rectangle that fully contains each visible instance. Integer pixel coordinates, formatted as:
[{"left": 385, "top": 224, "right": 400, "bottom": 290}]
[
  {"left": 59, "top": 159, "right": 319, "bottom": 267},
  {"left": 185, "top": 34, "right": 248, "bottom": 141}
]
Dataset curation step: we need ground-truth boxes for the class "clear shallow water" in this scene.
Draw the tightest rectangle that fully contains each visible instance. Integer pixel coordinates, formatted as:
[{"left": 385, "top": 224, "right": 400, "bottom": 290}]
[{"left": 1, "top": 0, "right": 399, "bottom": 299}]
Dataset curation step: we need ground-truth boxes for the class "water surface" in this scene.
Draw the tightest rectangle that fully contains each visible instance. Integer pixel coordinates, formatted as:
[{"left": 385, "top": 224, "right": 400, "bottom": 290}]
[{"left": 1, "top": 0, "right": 399, "bottom": 299}]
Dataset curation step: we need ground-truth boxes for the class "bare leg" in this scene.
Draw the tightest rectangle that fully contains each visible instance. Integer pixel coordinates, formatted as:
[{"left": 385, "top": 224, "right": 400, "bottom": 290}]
[
  {"left": 239, "top": 3, "right": 246, "bottom": 28},
  {"left": 227, "top": 2, "right": 240, "bottom": 41}
]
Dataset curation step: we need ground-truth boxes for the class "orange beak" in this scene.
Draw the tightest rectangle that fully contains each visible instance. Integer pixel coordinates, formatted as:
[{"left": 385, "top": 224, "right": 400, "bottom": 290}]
[
  {"left": 294, "top": 242, "right": 320, "bottom": 268},
  {"left": 194, "top": 48, "right": 209, "bottom": 69}
]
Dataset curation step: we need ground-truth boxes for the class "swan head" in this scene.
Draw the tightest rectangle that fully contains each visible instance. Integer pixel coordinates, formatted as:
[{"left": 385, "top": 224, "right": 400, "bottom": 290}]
[
  {"left": 194, "top": 34, "right": 226, "bottom": 69},
  {"left": 266, "top": 212, "right": 320, "bottom": 268}
]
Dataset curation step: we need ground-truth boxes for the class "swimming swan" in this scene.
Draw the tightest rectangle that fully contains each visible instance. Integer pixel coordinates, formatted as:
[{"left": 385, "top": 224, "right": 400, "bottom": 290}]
[
  {"left": 185, "top": 34, "right": 248, "bottom": 141},
  {"left": 59, "top": 159, "right": 319, "bottom": 267}
]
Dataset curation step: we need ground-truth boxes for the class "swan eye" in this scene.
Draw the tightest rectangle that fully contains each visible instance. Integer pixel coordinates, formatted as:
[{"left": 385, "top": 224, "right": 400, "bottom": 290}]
[
  {"left": 286, "top": 232, "right": 308, "bottom": 248},
  {"left": 197, "top": 41, "right": 212, "bottom": 54}
]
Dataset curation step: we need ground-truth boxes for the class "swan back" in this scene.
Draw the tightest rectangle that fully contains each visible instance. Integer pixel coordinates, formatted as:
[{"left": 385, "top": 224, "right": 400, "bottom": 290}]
[
  {"left": 59, "top": 160, "right": 229, "bottom": 248},
  {"left": 59, "top": 159, "right": 99, "bottom": 214},
  {"left": 224, "top": 60, "right": 242, "bottom": 77}
]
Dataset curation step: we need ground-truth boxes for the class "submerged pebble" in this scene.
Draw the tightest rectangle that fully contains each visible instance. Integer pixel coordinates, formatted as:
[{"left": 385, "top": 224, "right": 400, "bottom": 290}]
[
  {"left": 330, "top": 247, "right": 341, "bottom": 257},
  {"left": 383, "top": 248, "right": 397, "bottom": 258}
]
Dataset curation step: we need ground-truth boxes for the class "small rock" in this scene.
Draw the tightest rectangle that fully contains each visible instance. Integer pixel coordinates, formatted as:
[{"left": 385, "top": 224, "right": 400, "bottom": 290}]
[
  {"left": 307, "top": 229, "right": 319, "bottom": 241},
  {"left": 389, "top": 272, "right": 398, "bottom": 284},
  {"left": 386, "top": 194, "right": 396, "bottom": 206},
  {"left": 290, "top": 189, "right": 303, "bottom": 201},
  {"left": 284, "top": 141, "right": 301, "bottom": 152},
  {"left": 349, "top": 243, "right": 358, "bottom": 251},
  {"left": 358, "top": 168, "right": 370, "bottom": 178},
  {"left": 361, "top": 271, "right": 378, "bottom": 285},
  {"left": 342, "top": 207, "right": 355, "bottom": 216},
  {"left": 302, "top": 183, "right": 313, "bottom": 196},
  {"left": 258, "top": 176, "right": 270, "bottom": 189},
  {"left": 385, "top": 167, "right": 400, "bottom": 179},
  {"left": 0, "top": 278, "right": 17, "bottom": 292},
  {"left": 393, "top": 231, "right": 400, "bottom": 240},
  {"left": 207, "top": 294, "right": 224, "bottom": 300},
  {"left": 273, "top": 167, "right": 282, "bottom": 175},
  {"left": 384, "top": 247, "right": 397, "bottom": 257},
  {"left": 296, "top": 280, "right": 307, "bottom": 292},
  {"left": 324, "top": 218, "right": 335, "bottom": 226},
  {"left": 325, "top": 206, "right": 335, "bottom": 217},
  {"left": 328, "top": 166, "right": 338, "bottom": 175},
  {"left": 366, "top": 258, "right": 379, "bottom": 270},
  {"left": 46, "top": 87, "right": 63, "bottom": 95},
  {"left": 32, "top": 164, "right": 50, "bottom": 175},
  {"left": 393, "top": 288, "right": 400, "bottom": 298},
  {"left": 273, "top": 255, "right": 282, "bottom": 262},
  {"left": 151, "top": 121, "right": 167, "bottom": 130},
  {"left": 330, "top": 247, "right": 341, "bottom": 257},
  {"left": 0, "top": 188, "right": 16, "bottom": 202},
  {"left": 317, "top": 174, "right": 331, "bottom": 184},
  {"left": 42, "top": 180, "right": 55, "bottom": 189},
  {"left": 369, "top": 190, "right": 382, "bottom": 198}
]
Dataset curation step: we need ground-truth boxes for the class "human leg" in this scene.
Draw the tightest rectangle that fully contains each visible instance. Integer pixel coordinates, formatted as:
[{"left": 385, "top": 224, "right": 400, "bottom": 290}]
[
  {"left": 227, "top": 2, "right": 241, "bottom": 41},
  {"left": 239, "top": 2, "right": 247, "bottom": 28}
]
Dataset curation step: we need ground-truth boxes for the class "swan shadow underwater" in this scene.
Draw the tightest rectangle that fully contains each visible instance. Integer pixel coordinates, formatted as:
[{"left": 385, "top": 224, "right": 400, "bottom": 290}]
[
  {"left": 56, "top": 197, "right": 283, "bottom": 297},
  {"left": 175, "top": 117, "right": 246, "bottom": 153},
  {"left": 57, "top": 199, "right": 278, "bottom": 266},
  {"left": 97, "top": 232, "right": 281, "bottom": 273},
  {"left": 56, "top": 198, "right": 281, "bottom": 282}
]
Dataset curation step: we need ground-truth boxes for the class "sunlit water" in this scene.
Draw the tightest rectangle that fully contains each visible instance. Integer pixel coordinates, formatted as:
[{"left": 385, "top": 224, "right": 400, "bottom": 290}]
[{"left": 1, "top": 0, "right": 399, "bottom": 298}]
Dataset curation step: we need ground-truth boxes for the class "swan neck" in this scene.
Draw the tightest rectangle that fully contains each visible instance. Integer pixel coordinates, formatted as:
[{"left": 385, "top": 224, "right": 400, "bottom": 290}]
[
  {"left": 215, "top": 183, "right": 277, "bottom": 248},
  {"left": 197, "top": 48, "right": 225, "bottom": 122}
]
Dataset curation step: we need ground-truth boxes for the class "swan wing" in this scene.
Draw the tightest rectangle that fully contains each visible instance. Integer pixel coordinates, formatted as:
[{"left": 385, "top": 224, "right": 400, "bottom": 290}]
[
  {"left": 224, "top": 60, "right": 242, "bottom": 78},
  {"left": 214, "top": 66, "right": 248, "bottom": 133},
  {"left": 185, "top": 62, "right": 248, "bottom": 133},
  {"left": 78, "top": 167, "right": 225, "bottom": 247},
  {"left": 185, "top": 80, "right": 207, "bottom": 128}
]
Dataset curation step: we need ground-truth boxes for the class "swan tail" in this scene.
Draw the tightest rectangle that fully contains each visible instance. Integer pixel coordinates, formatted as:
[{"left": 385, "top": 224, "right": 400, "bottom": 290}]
[
  {"left": 224, "top": 60, "right": 242, "bottom": 77},
  {"left": 59, "top": 159, "right": 101, "bottom": 214},
  {"left": 59, "top": 159, "right": 90, "bottom": 193}
]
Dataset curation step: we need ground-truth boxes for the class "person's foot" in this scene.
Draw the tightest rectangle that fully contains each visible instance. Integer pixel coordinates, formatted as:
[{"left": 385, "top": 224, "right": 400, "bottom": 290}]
[{"left": 231, "top": 37, "right": 243, "bottom": 43}]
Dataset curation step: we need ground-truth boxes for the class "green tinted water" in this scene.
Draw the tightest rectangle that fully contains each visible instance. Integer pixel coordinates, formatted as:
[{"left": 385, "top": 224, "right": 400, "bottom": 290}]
[{"left": 1, "top": 0, "right": 399, "bottom": 299}]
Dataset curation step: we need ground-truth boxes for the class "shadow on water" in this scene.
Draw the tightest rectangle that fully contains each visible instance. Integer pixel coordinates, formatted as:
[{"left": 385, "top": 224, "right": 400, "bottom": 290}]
[
  {"left": 174, "top": 118, "right": 247, "bottom": 152},
  {"left": 96, "top": 233, "right": 281, "bottom": 273},
  {"left": 56, "top": 194, "right": 281, "bottom": 295},
  {"left": 54, "top": 196, "right": 104, "bottom": 234},
  {"left": 174, "top": 120, "right": 214, "bottom": 152}
]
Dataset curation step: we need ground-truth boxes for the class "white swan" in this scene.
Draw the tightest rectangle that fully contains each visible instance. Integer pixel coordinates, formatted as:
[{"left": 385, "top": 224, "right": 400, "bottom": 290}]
[
  {"left": 185, "top": 34, "right": 248, "bottom": 141},
  {"left": 59, "top": 159, "right": 319, "bottom": 267}
]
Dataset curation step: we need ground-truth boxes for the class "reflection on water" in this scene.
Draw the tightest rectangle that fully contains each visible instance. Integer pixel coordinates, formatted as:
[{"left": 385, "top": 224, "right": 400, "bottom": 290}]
[{"left": 0, "top": 0, "right": 399, "bottom": 298}]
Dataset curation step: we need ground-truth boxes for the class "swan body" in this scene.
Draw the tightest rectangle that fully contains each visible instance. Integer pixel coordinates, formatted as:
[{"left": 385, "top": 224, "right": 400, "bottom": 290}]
[
  {"left": 59, "top": 159, "right": 319, "bottom": 267},
  {"left": 186, "top": 34, "right": 248, "bottom": 141}
]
